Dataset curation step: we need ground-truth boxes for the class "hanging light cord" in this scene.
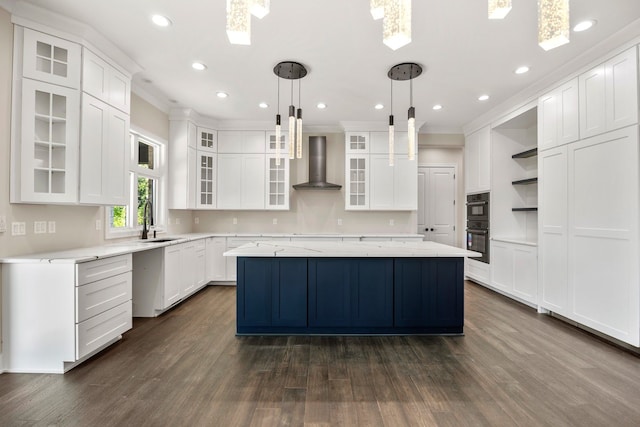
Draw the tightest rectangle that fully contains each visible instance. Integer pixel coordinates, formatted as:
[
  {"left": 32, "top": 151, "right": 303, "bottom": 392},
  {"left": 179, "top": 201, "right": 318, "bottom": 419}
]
[{"left": 277, "top": 74, "right": 280, "bottom": 112}]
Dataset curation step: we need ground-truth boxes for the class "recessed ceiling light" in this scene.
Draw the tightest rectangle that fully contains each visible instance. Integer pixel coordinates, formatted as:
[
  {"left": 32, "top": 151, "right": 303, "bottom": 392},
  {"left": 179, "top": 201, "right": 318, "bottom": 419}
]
[
  {"left": 259, "top": 102, "right": 269, "bottom": 109},
  {"left": 317, "top": 102, "right": 327, "bottom": 109},
  {"left": 169, "top": 99, "right": 178, "bottom": 104},
  {"left": 432, "top": 104, "right": 443, "bottom": 110},
  {"left": 515, "top": 66, "right": 530, "bottom": 75},
  {"left": 151, "top": 15, "right": 172, "bottom": 27},
  {"left": 574, "top": 19, "right": 596, "bottom": 32},
  {"left": 478, "top": 94, "right": 490, "bottom": 101},
  {"left": 192, "top": 62, "right": 207, "bottom": 71},
  {"left": 216, "top": 92, "right": 228, "bottom": 98},
  {"left": 374, "top": 103, "right": 384, "bottom": 110}
]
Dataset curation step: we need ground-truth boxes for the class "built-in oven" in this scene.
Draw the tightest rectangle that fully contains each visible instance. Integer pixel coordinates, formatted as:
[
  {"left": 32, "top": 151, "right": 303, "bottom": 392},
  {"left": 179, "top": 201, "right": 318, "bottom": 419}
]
[{"left": 466, "top": 192, "right": 490, "bottom": 263}]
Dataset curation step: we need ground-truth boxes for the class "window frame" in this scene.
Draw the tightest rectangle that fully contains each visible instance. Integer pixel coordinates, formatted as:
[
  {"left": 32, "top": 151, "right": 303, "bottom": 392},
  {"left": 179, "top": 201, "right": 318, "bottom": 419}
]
[{"left": 105, "top": 128, "right": 167, "bottom": 240}]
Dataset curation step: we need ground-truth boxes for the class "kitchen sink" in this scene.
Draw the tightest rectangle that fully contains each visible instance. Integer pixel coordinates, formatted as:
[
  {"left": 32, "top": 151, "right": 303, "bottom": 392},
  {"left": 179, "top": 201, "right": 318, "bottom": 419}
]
[{"left": 138, "top": 238, "right": 178, "bottom": 243}]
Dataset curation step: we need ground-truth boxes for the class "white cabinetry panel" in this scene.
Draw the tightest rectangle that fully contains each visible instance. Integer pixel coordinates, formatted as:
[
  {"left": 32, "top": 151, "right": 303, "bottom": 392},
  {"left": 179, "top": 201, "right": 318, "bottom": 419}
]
[
  {"left": 538, "top": 78, "right": 579, "bottom": 150},
  {"left": 465, "top": 126, "right": 491, "bottom": 193},
  {"left": 22, "top": 27, "right": 81, "bottom": 88},
  {"left": 82, "top": 48, "right": 130, "bottom": 113},
  {"left": 345, "top": 155, "right": 369, "bottom": 210},
  {"left": 206, "top": 237, "right": 227, "bottom": 282}
]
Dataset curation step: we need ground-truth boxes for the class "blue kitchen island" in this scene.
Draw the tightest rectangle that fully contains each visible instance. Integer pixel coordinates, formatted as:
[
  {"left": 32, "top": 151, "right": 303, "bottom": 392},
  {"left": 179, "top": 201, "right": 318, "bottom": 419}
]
[{"left": 224, "top": 240, "right": 480, "bottom": 336}]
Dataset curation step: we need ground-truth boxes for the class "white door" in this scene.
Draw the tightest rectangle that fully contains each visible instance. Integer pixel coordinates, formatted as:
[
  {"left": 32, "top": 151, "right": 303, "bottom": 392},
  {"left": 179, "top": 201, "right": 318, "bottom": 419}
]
[{"left": 418, "top": 166, "right": 456, "bottom": 245}]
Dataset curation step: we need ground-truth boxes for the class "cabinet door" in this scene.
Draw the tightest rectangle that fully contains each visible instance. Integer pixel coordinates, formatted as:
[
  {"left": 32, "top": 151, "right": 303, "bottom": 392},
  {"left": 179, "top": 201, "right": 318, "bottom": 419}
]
[
  {"left": 308, "top": 259, "right": 352, "bottom": 327},
  {"left": 568, "top": 126, "right": 639, "bottom": 345},
  {"left": 605, "top": 47, "right": 638, "bottom": 132},
  {"left": 512, "top": 246, "right": 537, "bottom": 303},
  {"left": 579, "top": 64, "right": 607, "bottom": 139},
  {"left": 181, "top": 243, "right": 197, "bottom": 296},
  {"left": 394, "top": 155, "right": 417, "bottom": 210},
  {"left": 491, "top": 241, "right": 513, "bottom": 293},
  {"left": 237, "top": 258, "right": 273, "bottom": 326},
  {"left": 271, "top": 258, "right": 307, "bottom": 327},
  {"left": 197, "top": 127, "right": 217, "bottom": 152},
  {"left": 464, "top": 126, "right": 490, "bottom": 193},
  {"left": 162, "top": 245, "right": 183, "bottom": 309},
  {"left": 216, "top": 153, "right": 243, "bottom": 208},
  {"left": 265, "top": 155, "right": 289, "bottom": 210},
  {"left": 22, "top": 28, "right": 81, "bottom": 88},
  {"left": 218, "top": 131, "right": 265, "bottom": 153},
  {"left": 242, "top": 154, "right": 265, "bottom": 209},
  {"left": 265, "top": 130, "right": 288, "bottom": 154},
  {"left": 345, "top": 132, "right": 369, "bottom": 154},
  {"left": 539, "top": 146, "right": 568, "bottom": 314},
  {"left": 18, "top": 79, "right": 79, "bottom": 203},
  {"left": 196, "top": 152, "right": 216, "bottom": 209},
  {"left": 477, "top": 127, "right": 491, "bottom": 191},
  {"left": 108, "top": 67, "right": 131, "bottom": 114},
  {"left": 538, "top": 91, "right": 558, "bottom": 150},
  {"left": 557, "top": 78, "right": 580, "bottom": 145},
  {"left": 369, "top": 154, "right": 394, "bottom": 210},
  {"left": 351, "top": 259, "right": 393, "bottom": 327},
  {"left": 206, "top": 237, "right": 227, "bottom": 282},
  {"left": 345, "top": 155, "right": 369, "bottom": 210},
  {"left": 82, "top": 48, "right": 109, "bottom": 102}
]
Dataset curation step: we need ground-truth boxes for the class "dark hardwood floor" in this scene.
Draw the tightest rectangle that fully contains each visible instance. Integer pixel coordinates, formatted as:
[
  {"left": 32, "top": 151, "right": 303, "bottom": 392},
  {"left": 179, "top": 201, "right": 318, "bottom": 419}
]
[{"left": 1, "top": 281, "right": 640, "bottom": 426}]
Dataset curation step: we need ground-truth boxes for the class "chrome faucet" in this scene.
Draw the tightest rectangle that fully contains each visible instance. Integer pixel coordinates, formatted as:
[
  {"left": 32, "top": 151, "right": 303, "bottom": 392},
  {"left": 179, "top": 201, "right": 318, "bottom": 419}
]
[{"left": 141, "top": 198, "right": 153, "bottom": 239}]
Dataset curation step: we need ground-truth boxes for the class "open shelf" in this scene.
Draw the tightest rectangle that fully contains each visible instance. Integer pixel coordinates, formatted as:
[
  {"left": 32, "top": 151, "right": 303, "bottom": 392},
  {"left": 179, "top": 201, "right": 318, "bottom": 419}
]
[
  {"left": 512, "top": 177, "right": 538, "bottom": 185},
  {"left": 512, "top": 207, "right": 538, "bottom": 212},
  {"left": 512, "top": 148, "right": 538, "bottom": 159}
]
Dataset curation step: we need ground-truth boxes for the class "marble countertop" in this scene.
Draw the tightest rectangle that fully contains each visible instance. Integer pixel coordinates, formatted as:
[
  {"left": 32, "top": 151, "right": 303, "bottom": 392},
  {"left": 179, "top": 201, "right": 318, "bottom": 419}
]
[
  {"left": 0, "top": 233, "right": 426, "bottom": 264},
  {"left": 224, "top": 240, "right": 481, "bottom": 258}
]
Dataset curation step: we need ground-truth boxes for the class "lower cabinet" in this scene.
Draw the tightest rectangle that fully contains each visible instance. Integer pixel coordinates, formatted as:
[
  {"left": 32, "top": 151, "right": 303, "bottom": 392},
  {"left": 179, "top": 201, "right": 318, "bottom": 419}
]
[
  {"left": 2, "top": 254, "right": 133, "bottom": 373},
  {"left": 236, "top": 256, "right": 464, "bottom": 335},
  {"left": 490, "top": 240, "right": 538, "bottom": 306}
]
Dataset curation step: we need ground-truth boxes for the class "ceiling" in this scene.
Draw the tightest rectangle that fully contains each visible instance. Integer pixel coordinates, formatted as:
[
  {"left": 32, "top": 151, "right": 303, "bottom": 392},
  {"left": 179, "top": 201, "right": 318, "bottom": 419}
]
[{"left": 10, "top": 0, "right": 640, "bottom": 133}]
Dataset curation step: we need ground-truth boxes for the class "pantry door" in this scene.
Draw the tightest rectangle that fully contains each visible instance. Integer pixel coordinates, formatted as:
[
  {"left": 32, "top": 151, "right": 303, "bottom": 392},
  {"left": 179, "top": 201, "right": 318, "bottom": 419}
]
[{"left": 417, "top": 166, "right": 456, "bottom": 245}]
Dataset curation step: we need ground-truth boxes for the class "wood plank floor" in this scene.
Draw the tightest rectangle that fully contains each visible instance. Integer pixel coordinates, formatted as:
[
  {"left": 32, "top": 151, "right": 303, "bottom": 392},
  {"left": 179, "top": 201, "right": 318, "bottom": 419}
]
[{"left": 1, "top": 281, "right": 640, "bottom": 426}]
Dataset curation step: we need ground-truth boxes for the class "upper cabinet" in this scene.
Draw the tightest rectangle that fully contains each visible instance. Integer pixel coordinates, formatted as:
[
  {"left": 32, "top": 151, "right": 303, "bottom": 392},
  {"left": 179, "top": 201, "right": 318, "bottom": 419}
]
[
  {"left": 465, "top": 126, "right": 491, "bottom": 194},
  {"left": 197, "top": 127, "right": 217, "bottom": 152},
  {"left": 579, "top": 47, "right": 638, "bottom": 139},
  {"left": 82, "top": 48, "right": 131, "bottom": 114},
  {"left": 538, "top": 78, "right": 579, "bottom": 151},
  {"left": 22, "top": 28, "right": 81, "bottom": 89},
  {"left": 217, "top": 131, "right": 265, "bottom": 153},
  {"left": 168, "top": 119, "right": 197, "bottom": 209},
  {"left": 345, "top": 132, "right": 369, "bottom": 154}
]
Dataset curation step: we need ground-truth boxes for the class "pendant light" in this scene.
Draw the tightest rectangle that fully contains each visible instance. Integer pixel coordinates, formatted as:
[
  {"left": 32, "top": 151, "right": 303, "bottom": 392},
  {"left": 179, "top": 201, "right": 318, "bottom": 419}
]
[
  {"left": 275, "top": 75, "right": 281, "bottom": 166},
  {"left": 488, "top": 0, "right": 512, "bottom": 19},
  {"left": 249, "top": 0, "right": 270, "bottom": 19},
  {"left": 538, "top": 0, "right": 570, "bottom": 51},
  {"left": 388, "top": 79, "right": 395, "bottom": 166},
  {"left": 273, "top": 61, "right": 307, "bottom": 160},
  {"left": 226, "top": 0, "right": 251, "bottom": 45},
  {"left": 296, "top": 79, "right": 303, "bottom": 159},
  {"left": 370, "top": 0, "right": 385, "bottom": 20},
  {"left": 382, "top": 0, "right": 412, "bottom": 51},
  {"left": 288, "top": 79, "right": 295, "bottom": 159},
  {"left": 388, "top": 62, "right": 422, "bottom": 162}
]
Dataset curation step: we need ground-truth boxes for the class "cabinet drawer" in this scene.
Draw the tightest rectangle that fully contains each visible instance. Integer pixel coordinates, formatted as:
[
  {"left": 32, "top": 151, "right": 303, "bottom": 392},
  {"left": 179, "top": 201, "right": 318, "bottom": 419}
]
[
  {"left": 77, "top": 254, "right": 132, "bottom": 286},
  {"left": 194, "top": 239, "right": 206, "bottom": 251},
  {"left": 76, "top": 300, "right": 132, "bottom": 359},
  {"left": 76, "top": 271, "right": 132, "bottom": 323}
]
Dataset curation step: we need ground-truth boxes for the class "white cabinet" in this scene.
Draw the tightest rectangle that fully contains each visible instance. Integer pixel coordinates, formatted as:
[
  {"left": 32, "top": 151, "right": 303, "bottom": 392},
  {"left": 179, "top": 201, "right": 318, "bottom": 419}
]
[
  {"left": 168, "top": 119, "right": 198, "bottom": 209},
  {"left": 196, "top": 151, "right": 216, "bottom": 209},
  {"left": 538, "top": 126, "right": 639, "bottom": 346},
  {"left": 194, "top": 240, "right": 207, "bottom": 289},
  {"left": 21, "top": 27, "right": 81, "bottom": 89},
  {"left": 345, "top": 132, "right": 369, "bottom": 154},
  {"left": 579, "top": 47, "right": 638, "bottom": 139},
  {"left": 217, "top": 153, "right": 266, "bottom": 209},
  {"left": 2, "top": 254, "right": 132, "bottom": 373},
  {"left": 370, "top": 130, "right": 409, "bottom": 155},
  {"left": 538, "top": 146, "right": 569, "bottom": 316},
  {"left": 465, "top": 126, "right": 491, "bottom": 193},
  {"left": 82, "top": 48, "right": 131, "bottom": 113},
  {"left": 265, "top": 130, "right": 289, "bottom": 154},
  {"left": 162, "top": 245, "right": 183, "bottom": 308},
  {"left": 538, "top": 78, "right": 579, "bottom": 150},
  {"left": 491, "top": 240, "right": 537, "bottom": 305},
  {"left": 206, "top": 237, "right": 228, "bottom": 282},
  {"left": 369, "top": 154, "right": 417, "bottom": 210},
  {"left": 197, "top": 127, "right": 217, "bottom": 152},
  {"left": 265, "top": 155, "right": 289, "bottom": 210},
  {"left": 12, "top": 78, "right": 80, "bottom": 203},
  {"left": 79, "top": 94, "right": 130, "bottom": 205},
  {"left": 217, "top": 130, "right": 265, "bottom": 153},
  {"left": 345, "top": 155, "right": 369, "bottom": 210}
]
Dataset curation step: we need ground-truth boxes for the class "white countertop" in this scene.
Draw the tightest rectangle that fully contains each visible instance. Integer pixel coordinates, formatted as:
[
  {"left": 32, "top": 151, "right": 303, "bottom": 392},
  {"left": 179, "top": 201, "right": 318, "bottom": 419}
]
[
  {"left": 0, "top": 233, "right": 426, "bottom": 264},
  {"left": 224, "top": 240, "right": 481, "bottom": 258}
]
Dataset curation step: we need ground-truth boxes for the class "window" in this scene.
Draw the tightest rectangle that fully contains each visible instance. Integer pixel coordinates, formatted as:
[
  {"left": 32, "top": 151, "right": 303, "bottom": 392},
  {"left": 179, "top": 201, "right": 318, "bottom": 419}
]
[{"left": 107, "top": 131, "right": 166, "bottom": 238}]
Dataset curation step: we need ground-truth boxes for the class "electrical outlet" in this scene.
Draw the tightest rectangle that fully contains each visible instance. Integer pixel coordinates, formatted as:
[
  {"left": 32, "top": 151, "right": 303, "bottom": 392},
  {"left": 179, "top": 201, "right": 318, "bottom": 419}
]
[
  {"left": 389, "top": 219, "right": 395, "bottom": 226},
  {"left": 12, "top": 222, "right": 26, "bottom": 236},
  {"left": 34, "top": 221, "right": 47, "bottom": 234},
  {"left": 0, "top": 215, "right": 6, "bottom": 233},
  {"left": 272, "top": 218, "right": 277, "bottom": 225},
  {"left": 95, "top": 220, "right": 102, "bottom": 231},
  {"left": 48, "top": 221, "right": 56, "bottom": 234},
  {"left": 233, "top": 217, "right": 238, "bottom": 225},
  {"left": 194, "top": 217, "right": 199, "bottom": 224},
  {"left": 337, "top": 218, "right": 343, "bottom": 226}
]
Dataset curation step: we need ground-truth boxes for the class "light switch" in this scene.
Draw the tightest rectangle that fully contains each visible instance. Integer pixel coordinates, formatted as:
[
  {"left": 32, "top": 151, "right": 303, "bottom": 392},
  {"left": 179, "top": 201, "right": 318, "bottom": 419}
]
[
  {"left": 337, "top": 218, "right": 343, "bottom": 226},
  {"left": 194, "top": 217, "right": 199, "bottom": 224},
  {"left": 272, "top": 218, "right": 277, "bottom": 225},
  {"left": 0, "top": 215, "right": 6, "bottom": 233},
  {"left": 233, "top": 217, "right": 238, "bottom": 225},
  {"left": 34, "top": 221, "right": 47, "bottom": 234},
  {"left": 48, "top": 221, "right": 56, "bottom": 233},
  {"left": 12, "top": 222, "right": 26, "bottom": 236},
  {"left": 389, "top": 219, "right": 395, "bottom": 226}
]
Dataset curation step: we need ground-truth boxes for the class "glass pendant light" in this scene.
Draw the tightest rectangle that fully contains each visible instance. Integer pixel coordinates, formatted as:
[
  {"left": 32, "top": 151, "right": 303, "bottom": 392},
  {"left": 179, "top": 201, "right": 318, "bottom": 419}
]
[
  {"left": 538, "top": 0, "right": 570, "bottom": 51},
  {"left": 407, "top": 68, "right": 415, "bottom": 161},
  {"left": 388, "top": 79, "right": 395, "bottom": 166},
  {"left": 383, "top": 0, "right": 411, "bottom": 51},
  {"left": 288, "top": 80, "right": 295, "bottom": 159},
  {"left": 388, "top": 62, "right": 422, "bottom": 163},
  {"left": 296, "top": 79, "right": 303, "bottom": 159},
  {"left": 488, "top": 0, "right": 512, "bottom": 19},
  {"left": 249, "top": 0, "right": 270, "bottom": 19},
  {"left": 226, "top": 0, "right": 251, "bottom": 45},
  {"left": 275, "top": 75, "right": 281, "bottom": 166}
]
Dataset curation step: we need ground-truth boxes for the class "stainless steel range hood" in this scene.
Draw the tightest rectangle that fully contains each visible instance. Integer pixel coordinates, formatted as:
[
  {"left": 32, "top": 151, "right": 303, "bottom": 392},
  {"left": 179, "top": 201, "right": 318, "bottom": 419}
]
[{"left": 293, "top": 136, "right": 342, "bottom": 190}]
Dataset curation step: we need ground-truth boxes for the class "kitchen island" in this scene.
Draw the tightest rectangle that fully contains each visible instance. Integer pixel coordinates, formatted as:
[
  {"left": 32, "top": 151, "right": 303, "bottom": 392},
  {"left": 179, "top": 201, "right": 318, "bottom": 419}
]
[{"left": 225, "top": 241, "right": 480, "bottom": 335}]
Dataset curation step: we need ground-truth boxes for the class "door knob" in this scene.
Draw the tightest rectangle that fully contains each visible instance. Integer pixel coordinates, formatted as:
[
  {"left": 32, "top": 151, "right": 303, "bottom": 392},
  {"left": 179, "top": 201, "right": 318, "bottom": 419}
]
[{"left": 430, "top": 228, "right": 434, "bottom": 232}]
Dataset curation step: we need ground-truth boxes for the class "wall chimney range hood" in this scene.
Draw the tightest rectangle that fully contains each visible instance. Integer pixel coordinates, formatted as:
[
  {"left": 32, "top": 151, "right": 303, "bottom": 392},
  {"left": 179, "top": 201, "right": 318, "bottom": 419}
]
[{"left": 293, "top": 136, "right": 341, "bottom": 190}]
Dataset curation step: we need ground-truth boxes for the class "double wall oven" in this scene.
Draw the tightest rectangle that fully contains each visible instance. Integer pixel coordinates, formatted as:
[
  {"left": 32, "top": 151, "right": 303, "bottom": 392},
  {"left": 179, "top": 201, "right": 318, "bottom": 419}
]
[{"left": 466, "top": 192, "right": 489, "bottom": 263}]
